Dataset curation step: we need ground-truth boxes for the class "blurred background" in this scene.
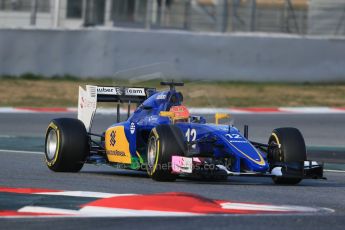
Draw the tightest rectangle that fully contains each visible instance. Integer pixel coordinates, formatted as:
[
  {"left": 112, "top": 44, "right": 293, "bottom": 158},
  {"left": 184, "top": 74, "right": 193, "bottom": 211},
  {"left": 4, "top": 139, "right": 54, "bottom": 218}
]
[
  {"left": 0, "top": 0, "right": 344, "bottom": 35},
  {"left": 1, "top": 0, "right": 345, "bottom": 107}
]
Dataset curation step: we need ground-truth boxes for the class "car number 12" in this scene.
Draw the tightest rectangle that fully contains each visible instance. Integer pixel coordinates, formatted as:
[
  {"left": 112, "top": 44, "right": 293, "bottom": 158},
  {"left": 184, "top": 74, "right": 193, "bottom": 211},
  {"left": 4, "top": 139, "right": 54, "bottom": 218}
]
[
  {"left": 226, "top": 133, "right": 242, "bottom": 139},
  {"left": 186, "top": 128, "right": 196, "bottom": 148}
]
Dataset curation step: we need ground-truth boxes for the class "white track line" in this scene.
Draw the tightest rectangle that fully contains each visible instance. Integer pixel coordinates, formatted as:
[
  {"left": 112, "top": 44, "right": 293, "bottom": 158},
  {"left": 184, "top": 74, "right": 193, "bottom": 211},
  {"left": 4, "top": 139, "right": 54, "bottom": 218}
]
[
  {"left": 18, "top": 206, "right": 80, "bottom": 215},
  {"left": 79, "top": 206, "right": 200, "bottom": 217},
  {"left": 35, "top": 191, "right": 135, "bottom": 198},
  {"left": 324, "top": 169, "right": 345, "bottom": 173},
  {"left": 18, "top": 206, "right": 199, "bottom": 217},
  {"left": 220, "top": 203, "right": 322, "bottom": 212},
  {"left": 0, "top": 149, "right": 44, "bottom": 155}
]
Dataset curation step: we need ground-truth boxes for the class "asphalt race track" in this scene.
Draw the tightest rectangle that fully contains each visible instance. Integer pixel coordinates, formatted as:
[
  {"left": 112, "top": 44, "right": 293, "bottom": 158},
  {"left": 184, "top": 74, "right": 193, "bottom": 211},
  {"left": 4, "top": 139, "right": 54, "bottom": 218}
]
[
  {"left": 1, "top": 112, "right": 345, "bottom": 146},
  {"left": 1, "top": 113, "right": 345, "bottom": 229}
]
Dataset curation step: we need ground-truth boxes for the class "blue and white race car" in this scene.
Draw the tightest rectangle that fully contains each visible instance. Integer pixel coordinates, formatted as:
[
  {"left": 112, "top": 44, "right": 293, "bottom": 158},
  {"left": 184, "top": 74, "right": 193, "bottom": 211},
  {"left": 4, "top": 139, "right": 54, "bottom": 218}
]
[{"left": 45, "top": 82, "right": 324, "bottom": 184}]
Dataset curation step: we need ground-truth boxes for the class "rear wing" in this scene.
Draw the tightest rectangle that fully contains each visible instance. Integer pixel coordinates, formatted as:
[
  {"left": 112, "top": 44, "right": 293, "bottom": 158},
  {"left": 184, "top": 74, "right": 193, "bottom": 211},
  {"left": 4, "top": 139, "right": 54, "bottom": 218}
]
[{"left": 78, "top": 85, "right": 155, "bottom": 131}]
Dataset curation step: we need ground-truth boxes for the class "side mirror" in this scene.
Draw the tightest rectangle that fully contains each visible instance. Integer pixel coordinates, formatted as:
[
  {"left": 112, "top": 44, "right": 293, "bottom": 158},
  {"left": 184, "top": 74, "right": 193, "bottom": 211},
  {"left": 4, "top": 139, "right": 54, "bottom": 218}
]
[
  {"left": 159, "top": 111, "right": 175, "bottom": 119},
  {"left": 215, "top": 113, "right": 230, "bottom": 125}
]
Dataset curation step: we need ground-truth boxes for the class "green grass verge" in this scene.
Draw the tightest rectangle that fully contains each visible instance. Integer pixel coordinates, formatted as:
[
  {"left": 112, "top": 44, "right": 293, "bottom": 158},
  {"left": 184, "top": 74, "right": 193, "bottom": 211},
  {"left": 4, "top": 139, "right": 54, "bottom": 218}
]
[{"left": 1, "top": 74, "right": 345, "bottom": 107}]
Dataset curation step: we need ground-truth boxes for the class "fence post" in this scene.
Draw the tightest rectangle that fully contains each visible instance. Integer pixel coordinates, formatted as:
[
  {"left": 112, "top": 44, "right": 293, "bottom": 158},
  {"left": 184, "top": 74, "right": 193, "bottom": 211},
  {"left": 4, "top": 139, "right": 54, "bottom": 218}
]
[
  {"left": 184, "top": 0, "right": 191, "bottom": 30},
  {"left": 335, "top": 6, "right": 345, "bottom": 35},
  {"left": 82, "top": 0, "right": 87, "bottom": 26},
  {"left": 216, "top": 0, "right": 229, "bottom": 33},
  {"left": 250, "top": 0, "right": 256, "bottom": 31},
  {"left": 53, "top": 0, "right": 60, "bottom": 28},
  {"left": 104, "top": 0, "right": 112, "bottom": 26},
  {"left": 161, "top": 0, "right": 167, "bottom": 26},
  {"left": 286, "top": 0, "right": 300, "bottom": 33},
  {"left": 231, "top": 0, "right": 240, "bottom": 31},
  {"left": 30, "top": 0, "right": 38, "bottom": 26},
  {"left": 145, "top": 0, "right": 153, "bottom": 29}
]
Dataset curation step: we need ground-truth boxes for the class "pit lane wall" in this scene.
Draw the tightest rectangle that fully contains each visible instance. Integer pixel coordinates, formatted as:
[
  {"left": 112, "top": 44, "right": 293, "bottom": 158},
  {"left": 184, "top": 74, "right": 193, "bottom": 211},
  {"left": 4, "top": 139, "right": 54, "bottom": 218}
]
[{"left": 1, "top": 28, "right": 345, "bottom": 82}]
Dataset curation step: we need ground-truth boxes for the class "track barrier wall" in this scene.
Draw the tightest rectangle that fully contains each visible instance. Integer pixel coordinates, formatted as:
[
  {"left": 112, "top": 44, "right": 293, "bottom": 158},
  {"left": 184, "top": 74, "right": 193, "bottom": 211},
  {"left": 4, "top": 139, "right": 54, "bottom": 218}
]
[{"left": 1, "top": 28, "right": 345, "bottom": 82}]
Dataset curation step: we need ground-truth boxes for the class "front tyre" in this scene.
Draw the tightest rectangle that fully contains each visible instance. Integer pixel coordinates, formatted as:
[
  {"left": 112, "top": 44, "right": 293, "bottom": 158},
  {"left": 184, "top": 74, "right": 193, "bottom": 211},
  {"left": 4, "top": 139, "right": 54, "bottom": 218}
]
[
  {"left": 146, "top": 125, "right": 186, "bottom": 182},
  {"left": 45, "top": 118, "right": 89, "bottom": 172},
  {"left": 268, "top": 127, "right": 306, "bottom": 185}
]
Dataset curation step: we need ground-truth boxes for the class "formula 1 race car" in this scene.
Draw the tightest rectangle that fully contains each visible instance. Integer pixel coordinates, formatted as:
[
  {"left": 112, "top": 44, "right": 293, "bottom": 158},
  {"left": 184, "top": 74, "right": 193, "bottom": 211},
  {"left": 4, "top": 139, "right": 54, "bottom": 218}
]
[{"left": 45, "top": 82, "right": 324, "bottom": 184}]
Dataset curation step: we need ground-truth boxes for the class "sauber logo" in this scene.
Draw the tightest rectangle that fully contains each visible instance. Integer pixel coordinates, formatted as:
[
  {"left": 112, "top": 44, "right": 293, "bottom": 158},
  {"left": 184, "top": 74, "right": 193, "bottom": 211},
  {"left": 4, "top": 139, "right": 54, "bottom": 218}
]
[
  {"left": 97, "top": 87, "right": 145, "bottom": 96},
  {"left": 80, "top": 97, "right": 96, "bottom": 109},
  {"left": 107, "top": 150, "right": 126, "bottom": 156},
  {"left": 110, "top": 131, "right": 116, "bottom": 146},
  {"left": 125, "top": 88, "right": 145, "bottom": 96},
  {"left": 130, "top": 122, "right": 135, "bottom": 134},
  {"left": 156, "top": 94, "right": 166, "bottom": 100},
  {"left": 97, "top": 87, "right": 121, "bottom": 95},
  {"left": 80, "top": 97, "right": 85, "bottom": 109}
]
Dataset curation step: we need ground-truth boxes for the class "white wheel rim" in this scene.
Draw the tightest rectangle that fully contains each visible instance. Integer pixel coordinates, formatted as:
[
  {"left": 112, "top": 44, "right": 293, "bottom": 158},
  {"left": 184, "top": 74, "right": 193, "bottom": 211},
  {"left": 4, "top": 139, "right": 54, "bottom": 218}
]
[
  {"left": 46, "top": 129, "right": 58, "bottom": 160},
  {"left": 147, "top": 136, "right": 157, "bottom": 168}
]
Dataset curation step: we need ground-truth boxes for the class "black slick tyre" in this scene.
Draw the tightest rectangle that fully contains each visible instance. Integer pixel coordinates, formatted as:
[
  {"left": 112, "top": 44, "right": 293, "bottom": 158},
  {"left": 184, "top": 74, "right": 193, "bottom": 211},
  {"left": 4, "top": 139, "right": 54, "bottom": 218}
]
[
  {"left": 45, "top": 118, "right": 89, "bottom": 172},
  {"left": 268, "top": 127, "right": 306, "bottom": 185},
  {"left": 146, "top": 124, "right": 186, "bottom": 181}
]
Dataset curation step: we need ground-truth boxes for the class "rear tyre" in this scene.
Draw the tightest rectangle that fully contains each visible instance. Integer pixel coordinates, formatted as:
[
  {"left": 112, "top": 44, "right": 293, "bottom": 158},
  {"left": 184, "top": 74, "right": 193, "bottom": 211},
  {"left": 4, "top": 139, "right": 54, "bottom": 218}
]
[
  {"left": 146, "top": 125, "right": 186, "bottom": 182},
  {"left": 45, "top": 118, "right": 89, "bottom": 172},
  {"left": 268, "top": 127, "right": 306, "bottom": 185}
]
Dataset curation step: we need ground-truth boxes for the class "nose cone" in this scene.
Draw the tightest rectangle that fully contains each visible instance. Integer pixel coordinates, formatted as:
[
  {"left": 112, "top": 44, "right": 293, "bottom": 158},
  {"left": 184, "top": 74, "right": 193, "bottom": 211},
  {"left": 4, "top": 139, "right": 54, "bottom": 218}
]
[{"left": 222, "top": 134, "right": 269, "bottom": 172}]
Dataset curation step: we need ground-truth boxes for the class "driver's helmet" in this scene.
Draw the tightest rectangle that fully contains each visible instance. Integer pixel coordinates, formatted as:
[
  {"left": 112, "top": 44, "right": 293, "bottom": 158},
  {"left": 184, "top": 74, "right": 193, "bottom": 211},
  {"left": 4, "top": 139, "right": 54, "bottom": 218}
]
[{"left": 169, "top": 105, "right": 190, "bottom": 123}]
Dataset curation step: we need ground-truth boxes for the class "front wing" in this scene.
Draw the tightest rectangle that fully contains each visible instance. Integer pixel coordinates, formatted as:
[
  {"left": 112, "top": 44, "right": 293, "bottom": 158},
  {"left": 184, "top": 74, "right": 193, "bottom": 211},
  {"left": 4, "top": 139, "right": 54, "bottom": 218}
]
[{"left": 171, "top": 156, "right": 325, "bottom": 180}]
